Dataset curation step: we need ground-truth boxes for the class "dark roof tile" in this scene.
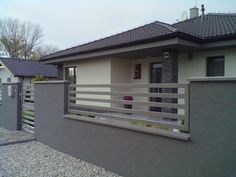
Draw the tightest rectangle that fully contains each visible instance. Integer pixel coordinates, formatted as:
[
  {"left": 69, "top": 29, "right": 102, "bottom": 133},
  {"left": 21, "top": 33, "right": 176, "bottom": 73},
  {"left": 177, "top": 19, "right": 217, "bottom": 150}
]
[
  {"left": 42, "top": 13, "right": 236, "bottom": 60},
  {"left": 173, "top": 13, "right": 236, "bottom": 39},
  {"left": 0, "top": 58, "right": 58, "bottom": 78}
]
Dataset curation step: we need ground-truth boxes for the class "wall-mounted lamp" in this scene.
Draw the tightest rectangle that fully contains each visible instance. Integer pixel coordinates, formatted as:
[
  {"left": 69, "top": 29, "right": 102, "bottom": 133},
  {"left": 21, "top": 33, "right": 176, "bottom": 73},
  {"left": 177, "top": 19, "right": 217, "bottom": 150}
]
[{"left": 163, "top": 52, "right": 170, "bottom": 59}]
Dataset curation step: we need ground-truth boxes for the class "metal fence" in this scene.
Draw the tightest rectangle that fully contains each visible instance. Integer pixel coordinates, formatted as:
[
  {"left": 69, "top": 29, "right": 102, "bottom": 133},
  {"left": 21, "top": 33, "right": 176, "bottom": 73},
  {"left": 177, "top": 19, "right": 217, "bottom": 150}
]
[
  {"left": 21, "top": 84, "right": 35, "bottom": 133},
  {"left": 67, "top": 83, "right": 189, "bottom": 133}
]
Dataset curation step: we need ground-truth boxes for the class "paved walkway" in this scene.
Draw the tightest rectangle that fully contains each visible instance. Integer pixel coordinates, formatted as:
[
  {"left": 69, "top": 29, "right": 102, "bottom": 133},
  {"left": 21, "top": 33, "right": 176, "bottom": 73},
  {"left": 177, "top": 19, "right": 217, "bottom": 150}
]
[{"left": 0, "top": 127, "right": 35, "bottom": 146}]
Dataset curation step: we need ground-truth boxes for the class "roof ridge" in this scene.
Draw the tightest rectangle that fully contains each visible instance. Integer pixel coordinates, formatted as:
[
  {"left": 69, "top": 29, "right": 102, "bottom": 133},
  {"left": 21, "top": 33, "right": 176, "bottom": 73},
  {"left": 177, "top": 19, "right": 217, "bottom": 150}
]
[
  {"left": 172, "top": 15, "right": 201, "bottom": 25},
  {"left": 0, "top": 57, "right": 40, "bottom": 63},
  {"left": 154, "top": 21, "right": 179, "bottom": 32},
  {"left": 173, "top": 12, "right": 236, "bottom": 25},
  {"left": 207, "top": 13, "right": 236, "bottom": 16}
]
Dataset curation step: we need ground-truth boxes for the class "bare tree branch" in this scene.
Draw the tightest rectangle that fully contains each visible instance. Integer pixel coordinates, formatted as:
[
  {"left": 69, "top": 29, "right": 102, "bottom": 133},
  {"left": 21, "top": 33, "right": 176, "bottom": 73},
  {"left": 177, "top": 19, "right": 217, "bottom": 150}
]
[{"left": 0, "top": 17, "right": 58, "bottom": 60}]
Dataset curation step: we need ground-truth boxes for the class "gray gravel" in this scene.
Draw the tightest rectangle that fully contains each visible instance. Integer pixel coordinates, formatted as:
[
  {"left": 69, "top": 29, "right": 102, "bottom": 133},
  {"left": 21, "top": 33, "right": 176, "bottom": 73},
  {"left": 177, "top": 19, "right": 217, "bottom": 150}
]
[{"left": 0, "top": 141, "right": 122, "bottom": 177}]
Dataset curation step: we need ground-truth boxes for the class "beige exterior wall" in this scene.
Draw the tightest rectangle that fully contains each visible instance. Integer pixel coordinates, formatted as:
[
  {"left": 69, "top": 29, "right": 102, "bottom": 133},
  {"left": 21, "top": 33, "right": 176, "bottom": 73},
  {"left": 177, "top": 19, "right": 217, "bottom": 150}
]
[
  {"left": 130, "top": 57, "right": 162, "bottom": 110},
  {"left": 64, "top": 58, "right": 111, "bottom": 107},
  {"left": 109, "top": 57, "right": 163, "bottom": 110},
  {"left": 110, "top": 59, "right": 131, "bottom": 108},
  {"left": 178, "top": 47, "right": 236, "bottom": 82},
  {"left": 111, "top": 59, "right": 131, "bottom": 83},
  {"left": 63, "top": 47, "right": 236, "bottom": 110}
]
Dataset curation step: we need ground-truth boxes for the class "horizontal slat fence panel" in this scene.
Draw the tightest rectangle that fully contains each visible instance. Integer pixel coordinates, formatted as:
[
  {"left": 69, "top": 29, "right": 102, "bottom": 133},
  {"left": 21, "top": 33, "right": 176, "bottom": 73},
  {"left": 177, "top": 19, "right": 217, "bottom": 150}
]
[
  {"left": 69, "top": 83, "right": 187, "bottom": 88},
  {"left": 69, "top": 103, "right": 184, "bottom": 119},
  {"left": 69, "top": 91, "right": 185, "bottom": 98},
  {"left": 69, "top": 97, "right": 185, "bottom": 109},
  {"left": 68, "top": 83, "right": 190, "bottom": 132},
  {"left": 21, "top": 84, "right": 35, "bottom": 133}
]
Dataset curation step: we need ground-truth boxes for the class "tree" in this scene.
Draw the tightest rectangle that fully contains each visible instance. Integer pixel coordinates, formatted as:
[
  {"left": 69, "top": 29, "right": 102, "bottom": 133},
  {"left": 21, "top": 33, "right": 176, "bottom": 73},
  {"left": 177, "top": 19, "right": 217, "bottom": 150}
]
[
  {"left": 33, "top": 45, "right": 59, "bottom": 59},
  {"left": 0, "top": 18, "right": 58, "bottom": 59}
]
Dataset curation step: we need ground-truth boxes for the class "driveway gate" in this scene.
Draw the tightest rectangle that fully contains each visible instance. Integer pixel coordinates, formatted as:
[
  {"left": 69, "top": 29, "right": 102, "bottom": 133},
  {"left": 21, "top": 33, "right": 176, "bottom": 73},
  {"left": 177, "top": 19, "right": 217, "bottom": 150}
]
[{"left": 21, "top": 84, "right": 35, "bottom": 133}]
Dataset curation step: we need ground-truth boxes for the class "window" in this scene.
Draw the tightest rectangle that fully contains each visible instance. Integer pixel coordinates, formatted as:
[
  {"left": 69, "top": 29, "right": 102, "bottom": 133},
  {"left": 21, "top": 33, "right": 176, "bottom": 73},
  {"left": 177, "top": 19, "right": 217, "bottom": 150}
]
[
  {"left": 65, "top": 66, "right": 77, "bottom": 84},
  {"left": 207, "top": 56, "right": 225, "bottom": 76},
  {"left": 7, "top": 78, "right": 11, "bottom": 83}
]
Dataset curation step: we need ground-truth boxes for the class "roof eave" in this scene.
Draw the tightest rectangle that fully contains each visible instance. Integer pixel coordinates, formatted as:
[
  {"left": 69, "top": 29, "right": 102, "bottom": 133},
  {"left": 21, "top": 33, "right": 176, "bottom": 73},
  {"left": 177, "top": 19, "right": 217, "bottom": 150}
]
[
  {"left": 41, "top": 36, "right": 201, "bottom": 64},
  {"left": 40, "top": 32, "right": 202, "bottom": 62}
]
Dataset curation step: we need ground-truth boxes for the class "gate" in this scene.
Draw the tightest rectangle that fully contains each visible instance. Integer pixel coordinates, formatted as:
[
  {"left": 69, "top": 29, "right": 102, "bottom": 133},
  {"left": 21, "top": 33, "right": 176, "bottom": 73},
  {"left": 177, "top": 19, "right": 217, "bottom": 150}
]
[{"left": 21, "top": 84, "right": 35, "bottom": 133}]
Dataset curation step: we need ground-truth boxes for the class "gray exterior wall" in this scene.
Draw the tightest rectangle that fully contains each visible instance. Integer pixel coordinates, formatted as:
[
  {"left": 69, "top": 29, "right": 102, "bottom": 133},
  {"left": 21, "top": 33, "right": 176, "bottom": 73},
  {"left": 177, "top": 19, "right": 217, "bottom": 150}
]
[
  {"left": 0, "top": 83, "right": 21, "bottom": 130},
  {"left": 34, "top": 80, "right": 236, "bottom": 177}
]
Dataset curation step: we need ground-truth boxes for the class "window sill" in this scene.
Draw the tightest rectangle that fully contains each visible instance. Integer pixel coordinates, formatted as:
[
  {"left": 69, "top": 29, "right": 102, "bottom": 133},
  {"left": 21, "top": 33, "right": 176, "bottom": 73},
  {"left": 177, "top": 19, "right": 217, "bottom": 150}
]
[
  {"left": 64, "top": 114, "right": 190, "bottom": 141},
  {"left": 189, "top": 76, "right": 236, "bottom": 82}
]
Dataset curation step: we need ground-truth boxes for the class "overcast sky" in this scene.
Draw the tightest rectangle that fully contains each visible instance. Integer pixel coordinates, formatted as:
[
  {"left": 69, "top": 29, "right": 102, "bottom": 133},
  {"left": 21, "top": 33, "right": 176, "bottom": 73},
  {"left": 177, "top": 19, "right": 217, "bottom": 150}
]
[{"left": 0, "top": 0, "right": 235, "bottom": 50}]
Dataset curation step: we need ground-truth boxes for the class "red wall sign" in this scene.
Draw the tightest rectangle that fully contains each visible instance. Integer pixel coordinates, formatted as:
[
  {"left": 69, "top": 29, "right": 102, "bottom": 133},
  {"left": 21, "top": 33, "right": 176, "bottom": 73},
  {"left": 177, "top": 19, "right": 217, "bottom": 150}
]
[{"left": 133, "top": 64, "right": 141, "bottom": 79}]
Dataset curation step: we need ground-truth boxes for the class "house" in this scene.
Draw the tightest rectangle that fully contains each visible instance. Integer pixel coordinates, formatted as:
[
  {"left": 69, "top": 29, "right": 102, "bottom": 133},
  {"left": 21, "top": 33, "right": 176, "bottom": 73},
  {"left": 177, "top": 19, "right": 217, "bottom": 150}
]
[
  {"left": 39, "top": 7, "right": 236, "bottom": 113},
  {"left": 0, "top": 58, "right": 58, "bottom": 85},
  {"left": 40, "top": 8, "right": 236, "bottom": 86}
]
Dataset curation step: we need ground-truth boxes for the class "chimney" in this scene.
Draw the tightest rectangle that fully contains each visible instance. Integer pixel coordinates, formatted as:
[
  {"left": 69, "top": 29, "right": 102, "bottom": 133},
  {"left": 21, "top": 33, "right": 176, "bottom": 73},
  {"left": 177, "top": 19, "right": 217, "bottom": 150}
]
[
  {"left": 190, "top": 7, "right": 199, "bottom": 19},
  {"left": 201, "top": 4, "right": 205, "bottom": 21}
]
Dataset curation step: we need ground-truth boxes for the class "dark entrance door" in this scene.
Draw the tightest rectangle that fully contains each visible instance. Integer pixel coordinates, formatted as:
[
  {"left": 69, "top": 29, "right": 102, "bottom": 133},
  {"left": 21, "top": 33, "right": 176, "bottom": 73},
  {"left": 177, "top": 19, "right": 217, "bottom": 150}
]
[{"left": 150, "top": 63, "right": 162, "bottom": 111}]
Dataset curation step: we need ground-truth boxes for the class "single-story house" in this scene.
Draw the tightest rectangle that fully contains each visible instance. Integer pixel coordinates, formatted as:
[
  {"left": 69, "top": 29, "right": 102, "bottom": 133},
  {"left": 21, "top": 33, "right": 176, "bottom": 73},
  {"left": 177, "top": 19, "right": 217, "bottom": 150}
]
[
  {"left": 39, "top": 7, "right": 236, "bottom": 119},
  {"left": 0, "top": 58, "right": 58, "bottom": 85},
  {"left": 40, "top": 9, "right": 236, "bottom": 85}
]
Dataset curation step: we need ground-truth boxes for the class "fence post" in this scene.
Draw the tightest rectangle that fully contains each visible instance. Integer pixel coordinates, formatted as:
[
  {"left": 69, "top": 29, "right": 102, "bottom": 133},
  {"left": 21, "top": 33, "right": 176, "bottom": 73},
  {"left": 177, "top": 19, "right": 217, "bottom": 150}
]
[
  {"left": 16, "top": 82, "right": 22, "bottom": 130},
  {"left": 34, "top": 80, "right": 70, "bottom": 141},
  {"left": 0, "top": 82, "right": 22, "bottom": 130}
]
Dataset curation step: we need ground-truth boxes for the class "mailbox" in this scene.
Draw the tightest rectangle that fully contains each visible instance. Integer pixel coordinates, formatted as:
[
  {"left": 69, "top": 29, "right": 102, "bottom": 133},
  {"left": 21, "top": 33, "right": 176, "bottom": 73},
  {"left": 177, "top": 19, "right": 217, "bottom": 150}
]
[{"left": 8, "top": 85, "right": 15, "bottom": 97}]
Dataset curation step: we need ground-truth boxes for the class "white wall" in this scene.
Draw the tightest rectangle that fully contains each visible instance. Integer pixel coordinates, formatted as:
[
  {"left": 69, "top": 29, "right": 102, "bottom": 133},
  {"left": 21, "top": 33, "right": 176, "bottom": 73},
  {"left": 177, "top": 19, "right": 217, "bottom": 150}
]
[
  {"left": 178, "top": 47, "right": 236, "bottom": 83},
  {"left": 0, "top": 67, "right": 19, "bottom": 83},
  {"left": 64, "top": 58, "right": 111, "bottom": 107}
]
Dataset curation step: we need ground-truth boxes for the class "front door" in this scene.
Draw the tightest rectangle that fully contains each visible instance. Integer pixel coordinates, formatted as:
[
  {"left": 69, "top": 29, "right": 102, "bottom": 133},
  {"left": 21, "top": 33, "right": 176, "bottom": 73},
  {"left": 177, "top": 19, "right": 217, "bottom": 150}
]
[{"left": 150, "top": 63, "right": 162, "bottom": 112}]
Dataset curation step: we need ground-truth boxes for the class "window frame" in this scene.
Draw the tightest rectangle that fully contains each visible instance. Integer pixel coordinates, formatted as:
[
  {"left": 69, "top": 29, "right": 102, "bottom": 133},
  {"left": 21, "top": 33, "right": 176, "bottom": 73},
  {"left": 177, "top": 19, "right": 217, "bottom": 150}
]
[
  {"left": 64, "top": 66, "right": 77, "bottom": 84},
  {"left": 206, "top": 56, "right": 225, "bottom": 77}
]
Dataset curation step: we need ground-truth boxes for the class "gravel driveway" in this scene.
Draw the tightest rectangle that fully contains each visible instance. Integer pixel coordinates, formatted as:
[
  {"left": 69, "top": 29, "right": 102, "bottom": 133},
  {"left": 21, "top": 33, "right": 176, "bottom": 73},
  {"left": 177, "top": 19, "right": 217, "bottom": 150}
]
[{"left": 0, "top": 141, "right": 122, "bottom": 177}]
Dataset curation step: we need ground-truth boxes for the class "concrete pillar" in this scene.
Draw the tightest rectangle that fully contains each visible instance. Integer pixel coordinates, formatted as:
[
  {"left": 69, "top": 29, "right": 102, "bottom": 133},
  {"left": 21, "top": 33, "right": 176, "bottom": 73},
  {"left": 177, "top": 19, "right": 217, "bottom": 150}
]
[
  {"left": 34, "top": 80, "right": 70, "bottom": 141},
  {"left": 0, "top": 82, "right": 22, "bottom": 130},
  {"left": 162, "top": 50, "right": 178, "bottom": 115},
  {"left": 162, "top": 49, "right": 178, "bottom": 83}
]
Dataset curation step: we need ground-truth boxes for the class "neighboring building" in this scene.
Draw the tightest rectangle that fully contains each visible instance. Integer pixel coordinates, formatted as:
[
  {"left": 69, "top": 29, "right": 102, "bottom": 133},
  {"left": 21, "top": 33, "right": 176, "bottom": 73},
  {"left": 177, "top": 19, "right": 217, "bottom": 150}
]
[
  {"left": 40, "top": 10, "right": 236, "bottom": 85},
  {"left": 0, "top": 58, "right": 58, "bottom": 85}
]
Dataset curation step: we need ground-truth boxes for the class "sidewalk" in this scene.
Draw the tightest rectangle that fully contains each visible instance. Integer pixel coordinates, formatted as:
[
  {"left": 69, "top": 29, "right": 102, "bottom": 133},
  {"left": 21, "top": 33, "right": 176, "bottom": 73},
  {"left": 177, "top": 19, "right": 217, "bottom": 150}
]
[{"left": 0, "top": 127, "right": 35, "bottom": 146}]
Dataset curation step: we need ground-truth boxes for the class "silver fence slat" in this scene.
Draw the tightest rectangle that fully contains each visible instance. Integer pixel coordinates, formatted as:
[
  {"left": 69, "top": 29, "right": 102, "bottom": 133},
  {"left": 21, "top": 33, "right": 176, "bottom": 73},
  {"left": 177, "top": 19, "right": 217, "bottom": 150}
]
[
  {"left": 21, "top": 84, "right": 35, "bottom": 133},
  {"left": 67, "top": 83, "right": 190, "bottom": 132}
]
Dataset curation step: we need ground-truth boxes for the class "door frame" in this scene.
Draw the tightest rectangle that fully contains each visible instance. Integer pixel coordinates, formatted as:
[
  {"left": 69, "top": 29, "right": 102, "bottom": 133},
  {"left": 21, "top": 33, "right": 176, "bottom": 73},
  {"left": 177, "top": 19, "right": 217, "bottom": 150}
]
[{"left": 149, "top": 62, "right": 163, "bottom": 111}]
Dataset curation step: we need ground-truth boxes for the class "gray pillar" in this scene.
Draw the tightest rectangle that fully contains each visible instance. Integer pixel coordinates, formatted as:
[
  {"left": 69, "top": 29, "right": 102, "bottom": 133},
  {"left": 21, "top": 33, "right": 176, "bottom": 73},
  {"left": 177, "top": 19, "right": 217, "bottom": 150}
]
[
  {"left": 0, "top": 82, "right": 22, "bottom": 130},
  {"left": 162, "top": 49, "right": 178, "bottom": 83},
  {"left": 161, "top": 50, "right": 178, "bottom": 115},
  {"left": 34, "top": 80, "right": 70, "bottom": 142}
]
